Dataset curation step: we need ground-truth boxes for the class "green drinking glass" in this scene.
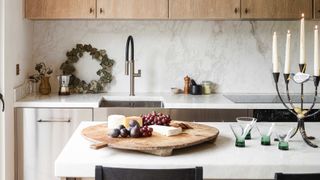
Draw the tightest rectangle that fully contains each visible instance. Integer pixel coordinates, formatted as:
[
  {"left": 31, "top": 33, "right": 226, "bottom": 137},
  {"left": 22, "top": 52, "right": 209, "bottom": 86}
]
[
  {"left": 278, "top": 141, "right": 289, "bottom": 150},
  {"left": 274, "top": 124, "right": 296, "bottom": 151},
  {"left": 257, "top": 123, "right": 274, "bottom": 146},
  {"left": 236, "top": 117, "right": 257, "bottom": 140},
  {"left": 230, "top": 124, "right": 252, "bottom": 148}
]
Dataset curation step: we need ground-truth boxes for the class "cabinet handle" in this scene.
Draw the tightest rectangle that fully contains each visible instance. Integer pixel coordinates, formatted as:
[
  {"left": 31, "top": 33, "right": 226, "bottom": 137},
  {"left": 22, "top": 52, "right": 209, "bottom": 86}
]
[
  {"left": 234, "top": 8, "right": 238, "bottom": 14},
  {"left": 90, "top": 8, "right": 94, "bottom": 14},
  {"left": 245, "top": 8, "right": 249, "bottom": 14},
  {"left": 37, "top": 119, "right": 71, "bottom": 123},
  {"left": 100, "top": 8, "right": 104, "bottom": 14},
  {"left": 0, "top": 93, "right": 4, "bottom": 112}
]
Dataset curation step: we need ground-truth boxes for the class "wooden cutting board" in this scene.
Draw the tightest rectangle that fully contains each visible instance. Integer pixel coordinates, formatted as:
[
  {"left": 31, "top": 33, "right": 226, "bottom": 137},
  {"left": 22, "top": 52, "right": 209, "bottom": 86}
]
[{"left": 81, "top": 121, "right": 219, "bottom": 156}]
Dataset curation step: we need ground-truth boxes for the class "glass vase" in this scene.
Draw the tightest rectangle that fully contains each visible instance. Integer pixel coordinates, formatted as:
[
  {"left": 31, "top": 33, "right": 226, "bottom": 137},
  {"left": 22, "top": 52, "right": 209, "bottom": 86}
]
[{"left": 39, "top": 76, "right": 51, "bottom": 95}]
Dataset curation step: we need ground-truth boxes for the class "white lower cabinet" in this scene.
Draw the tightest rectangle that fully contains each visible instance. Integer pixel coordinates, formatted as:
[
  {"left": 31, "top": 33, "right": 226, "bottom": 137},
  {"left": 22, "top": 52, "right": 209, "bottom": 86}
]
[{"left": 16, "top": 108, "right": 93, "bottom": 180}]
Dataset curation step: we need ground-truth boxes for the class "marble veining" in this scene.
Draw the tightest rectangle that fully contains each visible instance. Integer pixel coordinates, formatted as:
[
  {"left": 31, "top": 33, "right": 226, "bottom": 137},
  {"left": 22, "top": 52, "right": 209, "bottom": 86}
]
[{"left": 31, "top": 21, "right": 319, "bottom": 93}]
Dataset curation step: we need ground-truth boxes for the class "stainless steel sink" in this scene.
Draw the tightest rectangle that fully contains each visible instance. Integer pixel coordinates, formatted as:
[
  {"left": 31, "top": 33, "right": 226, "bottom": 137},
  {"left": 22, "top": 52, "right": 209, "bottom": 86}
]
[
  {"left": 95, "top": 100, "right": 247, "bottom": 122},
  {"left": 99, "top": 100, "right": 163, "bottom": 108}
]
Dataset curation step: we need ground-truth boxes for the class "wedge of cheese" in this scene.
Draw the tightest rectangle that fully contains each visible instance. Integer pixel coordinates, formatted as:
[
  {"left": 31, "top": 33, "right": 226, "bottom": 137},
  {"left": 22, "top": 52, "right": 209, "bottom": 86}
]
[
  {"left": 149, "top": 125, "right": 182, "bottom": 137},
  {"left": 107, "top": 115, "right": 125, "bottom": 129},
  {"left": 124, "top": 116, "right": 143, "bottom": 128}
]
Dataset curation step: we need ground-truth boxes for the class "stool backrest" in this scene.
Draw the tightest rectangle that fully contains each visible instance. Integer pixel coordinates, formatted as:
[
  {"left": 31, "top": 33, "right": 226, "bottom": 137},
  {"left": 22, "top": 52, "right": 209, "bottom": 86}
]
[
  {"left": 95, "top": 166, "right": 203, "bottom": 180},
  {"left": 275, "top": 173, "right": 320, "bottom": 180}
]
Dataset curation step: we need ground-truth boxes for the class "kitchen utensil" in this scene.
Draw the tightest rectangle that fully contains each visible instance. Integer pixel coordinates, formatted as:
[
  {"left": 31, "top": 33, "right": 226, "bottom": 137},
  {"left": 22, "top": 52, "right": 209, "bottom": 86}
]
[
  {"left": 191, "top": 79, "right": 197, "bottom": 86},
  {"left": 82, "top": 120, "right": 219, "bottom": 156},
  {"left": 190, "top": 85, "right": 202, "bottom": 95},
  {"left": 57, "top": 75, "right": 71, "bottom": 95},
  {"left": 190, "top": 79, "right": 202, "bottom": 95},
  {"left": 184, "top": 76, "right": 191, "bottom": 94}
]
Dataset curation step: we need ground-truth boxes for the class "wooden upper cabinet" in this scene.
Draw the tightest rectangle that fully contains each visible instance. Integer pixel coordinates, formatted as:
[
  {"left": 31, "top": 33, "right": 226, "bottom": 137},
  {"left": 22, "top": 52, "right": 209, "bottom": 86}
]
[
  {"left": 97, "top": 0, "right": 168, "bottom": 19},
  {"left": 169, "top": 0, "right": 240, "bottom": 19},
  {"left": 26, "top": 0, "right": 96, "bottom": 19},
  {"left": 241, "top": 0, "right": 312, "bottom": 19},
  {"left": 314, "top": 0, "right": 320, "bottom": 19},
  {"left": 25, "top": 0, "right": 313, "bottom": 20}
]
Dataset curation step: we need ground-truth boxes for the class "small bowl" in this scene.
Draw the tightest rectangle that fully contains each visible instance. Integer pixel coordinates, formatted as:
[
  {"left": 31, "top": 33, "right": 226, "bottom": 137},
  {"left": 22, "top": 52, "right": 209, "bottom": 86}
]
[{"left": 171, "top": 88, "right": 182, "bottom": 94}]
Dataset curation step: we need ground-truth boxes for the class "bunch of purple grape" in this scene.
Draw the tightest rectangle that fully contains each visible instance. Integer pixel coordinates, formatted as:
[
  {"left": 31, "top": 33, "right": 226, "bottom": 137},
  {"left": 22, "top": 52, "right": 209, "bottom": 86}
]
[
  {"left": 109, "top": 120, "right": 153, "bottom": 138},
  {"left": 139, "top": 125, "right": 153, "bottom": 137},
  {"left": 141, "top": 111, "right": 172, "bottom": 126}
]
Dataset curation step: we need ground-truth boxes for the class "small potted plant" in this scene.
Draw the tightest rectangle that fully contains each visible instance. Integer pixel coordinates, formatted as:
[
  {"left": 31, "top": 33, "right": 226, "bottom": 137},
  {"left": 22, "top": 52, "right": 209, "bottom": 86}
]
[{"left": 29, "top": 62, "right": 53, "bottom": 95}]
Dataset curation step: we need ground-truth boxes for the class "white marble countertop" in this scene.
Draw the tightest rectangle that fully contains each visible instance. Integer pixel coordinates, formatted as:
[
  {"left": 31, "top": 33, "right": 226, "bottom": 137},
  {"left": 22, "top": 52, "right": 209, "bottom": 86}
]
[
  {"left": 55, "top": 122, "right": 320, "bottom": 179},
  {"left": 14, "top": 92, "right": 320, "bottom": 109}
]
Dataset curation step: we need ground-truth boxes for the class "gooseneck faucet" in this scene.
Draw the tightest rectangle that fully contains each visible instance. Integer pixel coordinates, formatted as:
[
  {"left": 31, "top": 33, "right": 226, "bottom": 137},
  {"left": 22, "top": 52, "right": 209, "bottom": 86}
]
[{"left": 125, "top": 35, "right": 141, "bottom": 96}]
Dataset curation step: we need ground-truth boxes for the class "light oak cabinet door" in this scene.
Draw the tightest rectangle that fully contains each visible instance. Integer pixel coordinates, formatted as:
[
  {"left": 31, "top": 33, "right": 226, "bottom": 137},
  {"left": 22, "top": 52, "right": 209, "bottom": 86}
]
[
  {"left": 314, "top": 0, "right": 320, "bottom": 19},
  {"left": 241, "top": 0, "right": 312, "bottom": 19},
  {"left": 97, "top": 0, "right": 169, "bottom": 19},
  {"left": 26, "top": 0, "right": 96, "bottom": 19},
  {"left": 169, "top": 0, "right": 240, "bottom": 19}
]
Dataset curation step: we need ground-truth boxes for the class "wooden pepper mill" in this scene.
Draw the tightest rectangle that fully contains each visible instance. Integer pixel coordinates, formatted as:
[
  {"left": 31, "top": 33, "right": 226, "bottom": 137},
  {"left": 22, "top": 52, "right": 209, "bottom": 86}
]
[{"left": 184, "top": 76, "right": 191, "bottom": 94}]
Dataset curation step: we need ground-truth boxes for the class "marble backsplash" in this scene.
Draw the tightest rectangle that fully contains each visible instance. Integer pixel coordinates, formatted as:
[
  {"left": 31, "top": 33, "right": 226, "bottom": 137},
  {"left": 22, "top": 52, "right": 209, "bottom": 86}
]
[{"left": 31, "top": 20, "right": 319, "bottom": 93}]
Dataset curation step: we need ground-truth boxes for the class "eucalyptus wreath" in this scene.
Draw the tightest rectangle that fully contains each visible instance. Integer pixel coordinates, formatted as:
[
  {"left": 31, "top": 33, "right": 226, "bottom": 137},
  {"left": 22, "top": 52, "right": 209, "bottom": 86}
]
[{"left": 60, "top": 44, "right": 115, "bottom": 93}]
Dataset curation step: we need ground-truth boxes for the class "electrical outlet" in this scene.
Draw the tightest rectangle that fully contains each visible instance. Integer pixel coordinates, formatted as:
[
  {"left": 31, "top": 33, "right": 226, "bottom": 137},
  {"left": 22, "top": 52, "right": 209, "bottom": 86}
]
[{"left": 16, "top": 64, "right": 20, "bottom": 75}]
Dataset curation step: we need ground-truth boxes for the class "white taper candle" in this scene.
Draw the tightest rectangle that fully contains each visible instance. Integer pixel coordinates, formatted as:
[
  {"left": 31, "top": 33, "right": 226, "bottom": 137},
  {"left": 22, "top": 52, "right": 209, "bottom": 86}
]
[
  {"left": 314, "top": 25, "right": 319, "bottom": 76},
  {"left": 300, "top": 13, "right": 305, "bottom": 64},
  {"left": 273, "top": 32, "right": 279, "bottom": 72},
  {"left": 284, "top": 30, "right": 291, "bottom": 74}
]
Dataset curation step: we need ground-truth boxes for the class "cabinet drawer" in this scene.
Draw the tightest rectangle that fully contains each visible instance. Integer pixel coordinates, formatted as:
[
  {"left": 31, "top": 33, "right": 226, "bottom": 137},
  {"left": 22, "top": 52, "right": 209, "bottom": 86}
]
[{"left": 16, "top": 108, "right": 92, "bottom": 180}]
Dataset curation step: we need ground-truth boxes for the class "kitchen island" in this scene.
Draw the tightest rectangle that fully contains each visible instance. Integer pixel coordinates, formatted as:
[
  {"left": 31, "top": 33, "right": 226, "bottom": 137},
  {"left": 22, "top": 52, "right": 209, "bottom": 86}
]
[{"left": 55, "top": 122, "right": 320, "bottom": 180}]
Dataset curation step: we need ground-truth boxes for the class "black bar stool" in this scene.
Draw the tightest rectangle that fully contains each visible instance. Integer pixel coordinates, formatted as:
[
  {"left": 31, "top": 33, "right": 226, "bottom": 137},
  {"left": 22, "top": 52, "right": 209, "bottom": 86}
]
[
  {"left": 275, "top": 172, "right": 320, "bottom": 180},
  {"left": 95, "top": 166, "right": 203, "bottom": 180}
]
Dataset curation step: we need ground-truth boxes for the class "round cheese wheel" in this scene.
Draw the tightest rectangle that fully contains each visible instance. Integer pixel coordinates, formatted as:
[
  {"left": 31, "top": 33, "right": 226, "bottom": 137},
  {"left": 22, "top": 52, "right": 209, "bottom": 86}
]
[{"left": 107, "top": 115, "right": 125, "bottom": 129}]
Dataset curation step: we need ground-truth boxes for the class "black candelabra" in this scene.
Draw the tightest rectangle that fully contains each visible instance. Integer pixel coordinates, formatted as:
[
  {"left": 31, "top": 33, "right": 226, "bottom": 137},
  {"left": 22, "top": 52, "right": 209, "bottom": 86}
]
[{"left": 273, "top": 64, "right": 320, "bottom": 148}]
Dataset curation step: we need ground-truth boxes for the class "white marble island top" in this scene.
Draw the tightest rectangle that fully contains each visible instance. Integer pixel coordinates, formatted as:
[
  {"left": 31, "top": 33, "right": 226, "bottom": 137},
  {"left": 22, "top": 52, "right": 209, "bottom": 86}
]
[
  {"left": 55, "top": 122, "right": 320, "bottom": 179},
  {"left": 14, "top": 92, "right": 320, "bottom": 109}
]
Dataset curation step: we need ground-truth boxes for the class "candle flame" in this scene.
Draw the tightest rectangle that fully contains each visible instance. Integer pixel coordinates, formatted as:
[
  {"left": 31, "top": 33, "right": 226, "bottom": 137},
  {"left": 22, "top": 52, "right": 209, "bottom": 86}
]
[
  {"left": 302, "top": 13, "right": 305, "bottom": 18},
  {"left": 316, "top": 25, "right": 318, "bottom": 30},
  {"left": 288, "top": 30, "right": 290, "bottom": 34},
  {"left": 274, "top": 32, "right": 277, "bottom": 36}
]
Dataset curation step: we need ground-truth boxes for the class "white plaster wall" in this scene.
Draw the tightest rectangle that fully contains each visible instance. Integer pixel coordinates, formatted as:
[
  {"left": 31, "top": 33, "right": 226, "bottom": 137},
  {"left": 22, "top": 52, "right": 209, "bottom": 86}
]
[
  {"left": 0, "top": 0, "right": 5, "bottom": 179},
  {"left": 32, "top": 20, "right": 319, "bottom": 94},
  {"left": 4, "top": 0, "right": 33, "bottom": 179}
]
